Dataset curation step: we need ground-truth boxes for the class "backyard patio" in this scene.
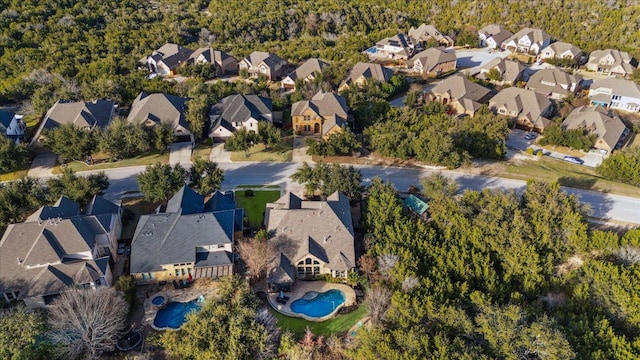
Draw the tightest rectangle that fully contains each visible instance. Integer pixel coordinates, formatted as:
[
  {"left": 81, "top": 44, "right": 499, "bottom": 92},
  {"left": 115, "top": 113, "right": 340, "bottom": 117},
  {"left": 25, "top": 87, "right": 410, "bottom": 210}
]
[{"left": 268, "top": 281, "right": 356, "bottom": 322}]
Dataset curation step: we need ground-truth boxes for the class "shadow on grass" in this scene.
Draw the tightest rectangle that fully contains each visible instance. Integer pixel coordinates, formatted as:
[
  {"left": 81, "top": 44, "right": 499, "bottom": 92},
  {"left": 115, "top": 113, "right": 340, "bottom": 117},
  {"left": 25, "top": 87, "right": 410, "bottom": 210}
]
[{"left": 557, "top": 176, "right": 601, "bottom": 193}]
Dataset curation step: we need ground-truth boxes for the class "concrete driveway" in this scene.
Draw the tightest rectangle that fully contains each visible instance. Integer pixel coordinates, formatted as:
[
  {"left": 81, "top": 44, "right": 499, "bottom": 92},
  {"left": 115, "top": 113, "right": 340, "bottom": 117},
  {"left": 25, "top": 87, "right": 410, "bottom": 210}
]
[
  {"left": 27, "top": 153, "right": 57, "bottom": 178},
  {"left": 169, "top": 142, "right": 193, "bottom": 166},
  {"left": 455, "top": 48, "right": 510, "bottom": 70},
  {"left": 210, "top": 143, "right": 232, "bottom": 163},
  {"left": 292, "top": 136, "right": 314, "bottom": 163}
]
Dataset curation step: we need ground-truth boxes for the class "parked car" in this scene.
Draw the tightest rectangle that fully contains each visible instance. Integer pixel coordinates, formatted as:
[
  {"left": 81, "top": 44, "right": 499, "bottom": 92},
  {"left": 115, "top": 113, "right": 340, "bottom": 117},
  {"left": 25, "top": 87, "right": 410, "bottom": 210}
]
[
  {"left": 524, "top": 132, "right": 537, "bottom": 140},
  {"left": 563, "top": 156, "right": 584, "bottom": 165}
]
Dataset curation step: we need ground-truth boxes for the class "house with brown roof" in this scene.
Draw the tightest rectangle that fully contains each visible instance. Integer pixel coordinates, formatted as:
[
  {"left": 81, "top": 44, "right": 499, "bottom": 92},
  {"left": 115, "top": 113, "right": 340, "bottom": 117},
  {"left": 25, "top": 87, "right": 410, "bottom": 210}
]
[
  {"left": 238, "top": 51, "right": 288, "bottom": 81},
  {"left": 526, "top": 68, "right": 583, "bottom": 100},
  {"left": 409, "top": 47, "right": 457, "bottom": 77},
  {"left": 367, "top": 33, "right": 417, "bottom": 61},
  {"left": 291, "top": 91, "right": 348, "bottom": 137},
  {"left": 188, "top": 48, "right": 238, "bottom": 75},
  {"left": 265, "top": 192, "right": 355, "bottom": 292},
  {"left": 425, "top": 75, "right": 492, "bottom": 116},
  {"left": 501, "top": 28, "right": 551, "bottom": 54},
  {"left": 281, "top": 58, "right": 330, "bottom": 90},
  {"left": 338, "top": 63, "right": 394, "bottom": 92},
  {"left": 408, "top": 24, "right": 454, "bottom": 47},
  {"left": 478, "top": 24, "right": 513, "bottom": 49},
  {"left": 562, "top": 105, "right": 630, "bottom": 152},
  {"left": 0, "top": 196, "right": 121, "bottom": 308},
  {"left": 30, "top": 100, "right": 116, "bottom": 146},
  {"left": 489, "top": 87, "right": 555, "bottom": 132},
  {"left": 538, "top": 42, "right": 583, "bottom": 63},
  {"left": 586, "top": 49, "right": 636, "bottom": 78},
  {"left": 208, "top": 94, "right": 272, "bottom": 141},
  {"left": 127, "top": 92, "right": 193, "bottom": 143},
  {"left": 130, "top": 186, "right": 243, "bottom": 284},
  {"left": 141, "top": 43, "right": 193, "bottom": 77},
  {"left": 589, "top": 78, "right": 640, "bottom": 113},
  {"left": 474, "top": 58, "right": 524, "bottom": 85}
]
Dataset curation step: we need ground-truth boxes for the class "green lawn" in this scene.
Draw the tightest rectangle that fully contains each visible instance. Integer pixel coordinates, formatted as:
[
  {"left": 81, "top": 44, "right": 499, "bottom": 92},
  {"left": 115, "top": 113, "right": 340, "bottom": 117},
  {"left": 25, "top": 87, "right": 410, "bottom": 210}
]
[
  {"left": 271, "top": 305, "right": 366, "bottom": 338},
  {"left": 230, "top": 136, "right": 293, "bottom": 162},
  {"left": 191, "top": 142, "right": 212, "bottom": 162},
  {"left": 234, "top": 190, "right": 281, "bottom": 228},
  {"left": 236, "top": 184, "right": 281, "bottom": 189},
  {"left": 52, "top": 151, "right": 169, "bottom": 174},
  {"left": 500, "top": 156, "right": 640, "bottom": 198},
  {"left": 0, "top": 164, "right": 30, "bottom": 181}
]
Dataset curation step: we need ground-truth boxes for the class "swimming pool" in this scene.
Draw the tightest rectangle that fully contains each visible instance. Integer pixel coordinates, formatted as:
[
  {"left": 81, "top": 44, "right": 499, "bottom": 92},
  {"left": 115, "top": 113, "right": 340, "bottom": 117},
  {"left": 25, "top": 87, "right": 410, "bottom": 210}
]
[
  {"left": 153, "top": 300, "right": 201, "bottom": 329},
  {"left": 290, "top": 289, "right": 346, "bottom": 318},
  {"left": 151, "top": 295, "right": 165, "bottom": 306},
  {"left": 366, "top": 47, "right": 378, "bottom": 54}
]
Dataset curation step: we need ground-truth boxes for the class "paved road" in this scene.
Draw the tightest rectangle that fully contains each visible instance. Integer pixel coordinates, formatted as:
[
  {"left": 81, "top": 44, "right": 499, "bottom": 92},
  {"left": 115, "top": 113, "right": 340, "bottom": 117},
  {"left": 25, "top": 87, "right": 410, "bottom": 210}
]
[{"left": 97, "top": 162, "right": 640, "bottom": 225}]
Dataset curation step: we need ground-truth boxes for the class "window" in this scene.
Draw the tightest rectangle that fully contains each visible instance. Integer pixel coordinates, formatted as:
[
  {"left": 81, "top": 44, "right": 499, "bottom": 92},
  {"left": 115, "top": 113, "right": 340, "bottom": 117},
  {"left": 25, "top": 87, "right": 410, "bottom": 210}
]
[
  {"left": 298, "top": 267, "right": 305, "bottom": 275},
  {"left": 181, "top": 268, "right": 186, "bottom": 276},
  {"left": 148, "top": 272, "right": 154, "bottom": 279},
  {"left": 612, "top": 95, "right": 621, "bottom": 100},
  {"left": 142, "top": 273, "right": 147, "bottom": 280},
  {"left": 306, "top": 258, "right": 312, "bottom": 265},
  {"left": 5, "top": 292, "right": 15, "bottom": 300},
  {"left": 175, "top": 270, "right": 180, "bottom": 277},
  {"left": 218, "top": 244, "right": 225, "bottom": 248},
  {"left": 298, "top": 261, "right": 304, "bottom": 266},
  {"left": 313, "top": 266, "right": 320, "bottom": 275},
  {"left": 313, "top": 260, "right": 319, "bottom": 265},
  {"left": 304, "top": 115, "right": 311, "bottom": 121},
  {"left": 306, "top": 266, "right": 312, "bottom": 274}
]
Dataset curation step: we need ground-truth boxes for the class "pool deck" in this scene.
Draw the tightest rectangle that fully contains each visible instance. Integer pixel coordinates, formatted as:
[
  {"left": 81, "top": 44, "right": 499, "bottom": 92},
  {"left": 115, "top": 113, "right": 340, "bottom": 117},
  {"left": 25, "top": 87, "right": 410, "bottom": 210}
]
[
  {"left": 142, "top": 280, "right": 218, "bottom": 329},
  {"left": 268, "top": 281, "right": 357, "bottom": 322}
]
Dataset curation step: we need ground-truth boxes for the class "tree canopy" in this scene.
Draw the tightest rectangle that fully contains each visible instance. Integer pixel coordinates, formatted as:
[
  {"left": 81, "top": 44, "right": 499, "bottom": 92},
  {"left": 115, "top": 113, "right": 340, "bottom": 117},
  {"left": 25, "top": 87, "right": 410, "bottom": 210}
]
[
  {"left": 137, "top": 163, "right": 188, "bottom": 203},
  {"left": 189, "top": 158, "right": 224, "bottom": 196},
  {"left": 291, "top": 162, "right": 362, "bottom": 200}
]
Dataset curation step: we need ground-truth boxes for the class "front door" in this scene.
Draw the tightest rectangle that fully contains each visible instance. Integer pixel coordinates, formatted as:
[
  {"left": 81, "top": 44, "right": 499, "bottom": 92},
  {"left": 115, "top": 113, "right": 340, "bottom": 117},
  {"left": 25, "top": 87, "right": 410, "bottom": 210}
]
[{"left": 314, "top": 123, "right": 320, "bottom": 134}]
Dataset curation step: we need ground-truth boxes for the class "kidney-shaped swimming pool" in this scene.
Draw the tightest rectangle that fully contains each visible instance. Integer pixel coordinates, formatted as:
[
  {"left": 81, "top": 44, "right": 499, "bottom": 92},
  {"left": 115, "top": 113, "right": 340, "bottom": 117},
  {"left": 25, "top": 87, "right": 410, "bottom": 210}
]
[{"left": 290, "top": 289, "right": 346, "bottom": 318}]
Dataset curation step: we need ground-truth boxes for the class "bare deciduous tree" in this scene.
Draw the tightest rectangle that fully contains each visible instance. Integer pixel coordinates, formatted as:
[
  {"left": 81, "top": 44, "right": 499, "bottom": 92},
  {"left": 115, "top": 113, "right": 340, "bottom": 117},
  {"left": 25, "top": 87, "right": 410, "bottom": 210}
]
[
  {"left": 255, "top": 307, "right": 280, "bottom": 360},
  {"left": 366, "top": 285, "right": 392, "bottom": 325},
  {"left": 401, "top": 276, "right": 420, "bottom": 292},
  {"left": 616, "top": 245, "right": 640, "bottom": 265},
  {"left": 377, "top": 253, "right": 399, "bottom": 277},
  {"left": 48, "top": 287, "right": 128, "bottom": 359},
  {"left": 237, "top": 237, "right": 276, "bottom": 280}
]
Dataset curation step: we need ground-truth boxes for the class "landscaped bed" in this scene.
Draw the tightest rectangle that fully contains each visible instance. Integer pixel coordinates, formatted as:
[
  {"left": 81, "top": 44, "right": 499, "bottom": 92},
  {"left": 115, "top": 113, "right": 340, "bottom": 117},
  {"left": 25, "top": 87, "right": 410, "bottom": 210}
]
[{"left": 234, "top": 189, "right": 281, "bottom": 228}]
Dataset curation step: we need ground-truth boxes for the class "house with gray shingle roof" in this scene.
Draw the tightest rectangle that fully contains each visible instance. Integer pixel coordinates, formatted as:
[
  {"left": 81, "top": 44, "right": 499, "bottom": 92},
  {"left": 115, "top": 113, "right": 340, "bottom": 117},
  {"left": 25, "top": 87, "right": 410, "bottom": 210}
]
[
  {"left": 188, "top": 48, "right": 238, "bottom": 75},
  {"left": 0, "top": 110, "right": 25, "bottom": 143},
  {"left": 238, "top": 51, "right": 288, "bottom": 81},
  {"left": 589, "top": 78, "right": 640, "bottom": 113},
  {"left": 478, "top": 24, "right": 513, "bottom": 49},
  {"left": 586, "top": 49, "right": 636, "bottom": 78},
  {"left": 538, "top": 42, "right": 583, "bottom": 63},
  {"left": 367, "top": 33, "right": 417, "bottom": 61},
  {"left": 426, "top": 74, "right": 492, "bottom": 116},
  {"left": 265, "top": 192, "right": 355, "bottom": 292},
  {"left": 501, "top": 28, "right": 551, "bottom": 54},
  {"left": 489, "top": 87, "right": 555, "bottom": 133},
  {"left": 526, "top": 68, "right": 583, "bottom": 100},
  {"left": 141, "top": 43, "right": 193, "bottom": 77},
  {"left": 30, "top": 99, "right": 116, "bottom": 146},
  {"left": 291, "top": 91, "right": 348, "bottom": 137},
  {"left": 474, "top": 58, "right": 524, "bottom": 85},
  {"left": 409, "top": 47, "right": 457, "bottom": 77},
  {"left": 282, "top": 58, "right": 330, "bottom": 90},
  {"left": 338, "top": 62, "right": 394, "bottom": 92},
  {"left": 408, "top": 24, "right": 454, "bottom": 47},
  {"left": 562, "top": 105, "right": 630, "bottom": 152},
  {"left": 130, "top": 186, "right": 243, "bottom": 284},
  {"left": 208, "top": 94, "right": 273, "bottom": 141},
  {"left": 127, "top": 92, "right": 193, "bottom": 144},
  {"left": 0, "top": 196, "right": 121, "bottom": 308}
]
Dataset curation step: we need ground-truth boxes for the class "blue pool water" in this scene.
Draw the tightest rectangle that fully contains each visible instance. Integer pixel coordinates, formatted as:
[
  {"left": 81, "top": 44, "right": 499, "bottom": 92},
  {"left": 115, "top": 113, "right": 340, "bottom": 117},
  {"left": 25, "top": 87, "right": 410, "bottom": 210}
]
[
  {"left": 151, "top": 296, "right": 165, "bottom": 306},
  {"left": 366, "top": 47, "right": 377, "bottom": 54},
  {"left": 290, "top": 289, "right": 346, "bottom": 318},
  {"left": 153, "top": 300, "right": 201, "bottom": 329}
]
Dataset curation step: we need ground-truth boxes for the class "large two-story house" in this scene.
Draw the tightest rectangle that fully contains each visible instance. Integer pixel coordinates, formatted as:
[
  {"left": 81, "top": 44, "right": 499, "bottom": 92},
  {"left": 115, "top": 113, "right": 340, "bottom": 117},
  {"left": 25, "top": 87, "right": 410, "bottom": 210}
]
[
  {"left": 208, "top": 94, "right": 273, "bottom": 141},
  {"left": 338, "top": 63, "right": 394, "bottom": 92},
  {"left": 474, "top": 58, "right": 524, "bottom": 85},
  {"left": 537, "top": 42, "right": 583, "bottom": 63},
  {"left": 501, "top": 28, "right": 551, "bottom": 55},
  {"left": 478, "top": 24, "right": 513, "bottom": 49},
  {"left": 526, "top": 68, "right": 583, "bottom": 100},
  {"left": 265, "top": 192, "right": 355, "bottom": 292},
  {"left": 291, "top": 91, "right": 349, "bottom": 137},
  {"left": 0, "top": 196, "right": 122, "bottom": 308},
  {"left": 425, "top": 75, "right": 492, "bottom": 117},
  {"left": 130, "top": 186, "right": 243, "bottom": 284},
  {"left": 489, "top": 87, "right": 554, "bottom": 132},
  {"left": 367, "top": 33, "right": 417, "bottom": 61},
  {"left": 141, "top": 43, "right": 193, "bottom": 77},
  {"left": 408, "top": 24, "right": 454, "bottom": 47},
  {"left": 562, "top": 105, "right": 630, "bottom": 152},
  {"left": 589, "top": 78, "right": 640, "bottom": 113},
  {"left": 239, "top": 51, "right": 288, "bottom": 81},
  {"left": 281, "top": 58, "right": 330, "bottom": 90},
  {"left": 586, "top": 49, "right": 636, "bottom": 78},
  {"left": 409, "top": 47, "right": 457, "bottom": 77},
  {"left": 127, "top": 92, "right": 193, "bottom": 144},
  {"left": 188, "top": 48, "right": 238, "bottom": 75}
]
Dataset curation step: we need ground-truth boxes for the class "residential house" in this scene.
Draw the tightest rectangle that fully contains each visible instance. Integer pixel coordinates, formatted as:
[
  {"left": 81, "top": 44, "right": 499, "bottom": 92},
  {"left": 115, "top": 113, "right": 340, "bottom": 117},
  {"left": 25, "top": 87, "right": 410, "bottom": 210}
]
[
  {"left": 0, "top": 195, "right": 122, "bottom": 308},
  {"left": 130, "top": 186, "right": 243, "bottom": 284},
  {"left": 291, "top": 91, "right": 349, "bottom": 137},
  {"left": 562, "top": 105, "right": 630, "bottom": 152},
  {"left": 425, "top": 75, "right": 492, "bottom": 116},
  {"left": 586, "top": 49, "right": 636, "bottom": 78},
  {"left": 501, "top": 28, "right": 552, "bottom": 55},
  {"left": 478, "top": 24, "right": 513, "bottom": 49},
  {"left": 265, "top": 192, "right": 355, "bottom": 292},
  {"left": 141, "top": 43, "right": 193, "bottom": 77},
  {"left": 537, "top": 42, "right": 583, "bottom": 63},
  {"left": 589, "top": 78, "right": 640, "bottom": 113},
  {"left": 281, "top": 58, "right": 330, "bottom": 90},
  {"left": 408, "top": 24, "right": 454, "bottom": 47},
  {"left": 30, "top": 100, "right": 116, "bottom": 146},
  {"left": 127, "top": 92, "right": 193, "bottom": 143},
  {"left": 367, "top": 33, "right": 417, "bottom": 61},
  {"left": 238, "top": 51, "right": 288, "bottom": 81},
  {"left": 338, "top": 62, "right": 394, "bottom": 92},
  {"left": 403, "top": 194, "right": 429, "bottom": 220},
  {"left": 208, "top": 94, "right": 272, "bottom": 141},
  {"left": 0, "top": 111, "right": 26, "bottom": 143},
  {"left": 525, "top": 68, "right": 583, "bottom": 100},
  {"left": 474, "top": 58, "right": 524, "bottom": 85},
  {"left": 489, "top": 87, "right": 555, "bottom": 132},
  {"left": 188, "top": 48, "right": 238, "bottom": 75},
  {"left": 409, "top": 47, "right": 457, "bottom": 77}
]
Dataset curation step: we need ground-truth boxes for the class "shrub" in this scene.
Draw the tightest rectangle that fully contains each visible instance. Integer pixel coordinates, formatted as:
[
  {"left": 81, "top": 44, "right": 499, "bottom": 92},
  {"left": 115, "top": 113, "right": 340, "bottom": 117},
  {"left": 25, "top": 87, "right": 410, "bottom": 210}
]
[{"left": 245, "top": 189, "right": 255, "bottom": 197}]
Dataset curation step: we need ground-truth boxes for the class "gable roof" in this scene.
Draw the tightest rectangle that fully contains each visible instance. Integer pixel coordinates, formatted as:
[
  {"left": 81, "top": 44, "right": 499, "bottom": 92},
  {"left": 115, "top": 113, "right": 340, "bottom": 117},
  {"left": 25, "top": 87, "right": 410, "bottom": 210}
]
[
  {"left": 143, "top": 43, "right": 193, "bottom": 69},
  {"left": 526, "top": 68, "right": 582, "bottom": 97},
  {"left": 562, "top": 105, "right": 628, "bottom": 150},
  {"left": 265, "top": 191, "right": 355, "bottom": 274},
  {"left": 476, "top": 58, "right": 524, "bottom": 84},
  {"left": 587, "top": 49, "right": 636, "bottom": 75},
  {"left": 243, "top": 51, "right": 286, "bottom": 69},
  {"left": 590, "top": 78, "right": 640, "bottom": 99},
  {"left": 166, "top": 186, "right": 205, "bottom": 215},
  {"left": 0, "top": 111, "right": 16, "bottom": 132},
  {"left": 209, "top": 94, "right": 273, "bottom": 137},
  {"left": 284, "top": 58, "right": 329, "bottom": 83},
  {"left": 410, "top": 47, "right": 457, "bottom": 73},
  {"left": 489, "top": 87, "right": 553, "bottom": 125},
  {"left": 291, "top": 91, "right": 348, "bottom": 118},
  {"left": 127, "top": 92, "right": 190, "bottom": 133},
  {"left": 341, "top": 62, "right": 394, "bottom": 87},
  {"left": 26, "top": 196, "right": 80, "bottom": 222},
  {"left": 375, "top": 33, "right": 415, "bottom": 57},
  {"left": 430, "top": 74, "right": 491, "bottom": 103},
  {"left": 189, "top": 48, "right": 235, "bottom": 66},
  {"left": 404, "top": 194, "right": 429, "bottom": 215},
  {"left": 546, "top": 42, "right": 582, "bottom": 57},
  {"left": 478, "top": 24, "right": 513, "bottom": 44},
  {"left": 408, "top": 24, "right": 454, "bottom": 45},
  {"left": 267, "top": 252, "right": 297, "bottom": 285},
  {"left": 31, "top": 100, "right": 115, "bottom": 145},
  {"left": 506, "top": 28, "right": 551, "bottom": 46}
]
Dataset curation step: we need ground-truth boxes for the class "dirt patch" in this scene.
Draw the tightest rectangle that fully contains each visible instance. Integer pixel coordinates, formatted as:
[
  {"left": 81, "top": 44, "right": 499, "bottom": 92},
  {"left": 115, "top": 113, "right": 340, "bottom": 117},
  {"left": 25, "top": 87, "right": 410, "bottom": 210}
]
[{"left": 555, "top": 255, "right": 584, "bottom": 276}]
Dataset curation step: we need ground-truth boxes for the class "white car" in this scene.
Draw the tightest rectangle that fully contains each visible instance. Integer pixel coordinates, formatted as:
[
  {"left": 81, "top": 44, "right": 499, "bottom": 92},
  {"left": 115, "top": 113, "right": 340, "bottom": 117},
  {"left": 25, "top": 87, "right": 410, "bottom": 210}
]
[{"left": 524, "top": 132, "right": 537, "bottom": 140}]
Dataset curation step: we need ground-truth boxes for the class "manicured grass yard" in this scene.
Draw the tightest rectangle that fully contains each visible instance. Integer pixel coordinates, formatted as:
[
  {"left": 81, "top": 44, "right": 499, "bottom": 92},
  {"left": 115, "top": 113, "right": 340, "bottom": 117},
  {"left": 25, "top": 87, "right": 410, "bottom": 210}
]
[
  {"left": 0, "top": 164, "right": 30, "bottom": 181},
  {"left": 230, "top": 136, "right": 293, "bottom": 162},
  {"left": 121, "top": 197, "right": 162, "bottom": 239},
  {"left": 52, "top": 151, "right": 169, "bottom": 174},
  {"left": 191, "top": 142, "right": 212, "bottom": 162},
  {"left": 271, "top": 305, "right": 366, "bottom": 338},
  {"left": 234, "top": 190, "right": 281, "bottom": 228}
]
